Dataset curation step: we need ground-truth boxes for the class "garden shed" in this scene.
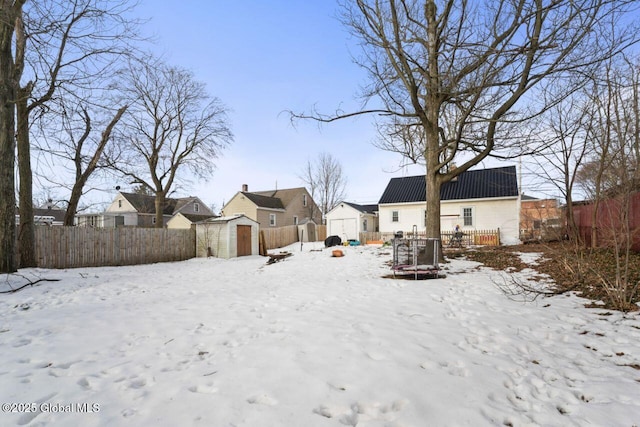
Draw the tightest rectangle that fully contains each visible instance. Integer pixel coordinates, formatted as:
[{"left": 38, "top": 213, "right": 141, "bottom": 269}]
[{"left": 195, "top": 215, "right": 259, "bottom": 259}]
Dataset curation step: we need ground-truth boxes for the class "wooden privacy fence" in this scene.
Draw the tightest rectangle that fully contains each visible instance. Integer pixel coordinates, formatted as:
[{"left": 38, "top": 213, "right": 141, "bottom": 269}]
[
  {"left": 32, "top": 226, "right": 196, "bottom": 269},
  {"left": 360, "top": 229, "right": 501, "bottom": 246},
  {"left": 316, "top": 225, "right": 327, "bottom": 242},
  {"left": 260, "top": 225, "right": 299, "bottom": 251},
  {"left": 259, "top": 224, "right": 327, "bottom": 252}
]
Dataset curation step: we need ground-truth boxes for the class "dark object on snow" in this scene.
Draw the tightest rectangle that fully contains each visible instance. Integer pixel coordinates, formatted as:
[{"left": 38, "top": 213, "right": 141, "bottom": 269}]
[
  {"left": 266, "top": 252, "right": 292, "bottom": 265},
  {"left": 324, "top": 235, "right": 342, "bottom": 247}
]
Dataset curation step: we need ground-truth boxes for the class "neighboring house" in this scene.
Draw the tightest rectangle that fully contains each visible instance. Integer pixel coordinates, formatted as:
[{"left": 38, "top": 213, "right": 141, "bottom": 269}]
[
  {"left": 222, "top": 185, "right": 322, "bottom": 229},
  {"left": 520, "top": 195, "right": 563, "bottom": 241},
  {"left": 195, "top": 214, "right": 259, "bottom": 259},
  {"left": 15, "top": 206, "right": 66, "bottom": 226},
  {"left": 76, "top": 192, "right": 214, "bottom": 228},
  {"left": 378, "top": 166, "right": 520, "bottom": 244},
  {"left": 325, "top": 202, "right": 378, "bottom": 241}
]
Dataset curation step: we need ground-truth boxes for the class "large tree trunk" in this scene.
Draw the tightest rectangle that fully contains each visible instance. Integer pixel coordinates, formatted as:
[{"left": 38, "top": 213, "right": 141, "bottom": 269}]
[
  {"left": 16, "top": 91, "right": 35, "bottom": 267},
  {"left": 0, "top": 4, "right": 19, "bottom": 273},
  {"left": 425, "top": 169, "right": 442, "bottom": 238},
  {"left": 154, "top": 191, "right": 165, "bottom": 228},
  {"left": 422, "top": 0, "right": 443, "bottom": 243},
  {"left": 64, "top": 184, "right": 85, "bottom": 226}
]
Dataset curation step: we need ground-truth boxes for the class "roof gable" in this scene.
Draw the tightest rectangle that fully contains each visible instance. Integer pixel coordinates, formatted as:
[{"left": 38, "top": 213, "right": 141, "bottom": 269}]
[
  {"left": 378, "top": 166, "right": 519, "bottom": 204},
  {"left": 251, "top": 187, "right": 308, "bottom": 208}
]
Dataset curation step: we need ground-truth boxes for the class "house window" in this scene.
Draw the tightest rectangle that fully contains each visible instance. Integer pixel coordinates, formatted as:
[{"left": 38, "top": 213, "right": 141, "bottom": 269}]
[
  {"left": 269, "top": 214, "right": 276, "bottom": 226},
  {"left": 303, "top": 194, "right": 307, "bottom": 207},
  {"left": 422, "top": 209, "right": 427, "bottom": 227},
  {"left": 462, "top": 207, "right": 474, "bottom": 226},
  {"left": 293, "top": 216, "right": 298, "bottom": 225},
  {"left": 152, "top": 216, "right": 157, "bottom": 225},
  {"left": 118, "top": 199, "right": 122, "bottom": 208},
  {"left": 391, "top": 210, "right": 399, "bottom": 222},
  {"left": 194, "top": 202, "right": 200, "bottom": 213}
]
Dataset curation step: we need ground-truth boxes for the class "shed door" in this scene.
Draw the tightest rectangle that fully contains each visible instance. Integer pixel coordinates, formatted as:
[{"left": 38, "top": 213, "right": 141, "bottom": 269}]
[{"left": 237, "top": 225, "right": 252, "bottom": 257}]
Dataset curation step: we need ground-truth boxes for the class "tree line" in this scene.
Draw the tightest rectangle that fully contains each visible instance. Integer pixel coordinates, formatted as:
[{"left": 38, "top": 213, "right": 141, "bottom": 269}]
[
  {"left": 291, "top": 0, "right": 640, "bottom": 310},
  {"left": 0, "top": 0, "right": 232, "bottom": 273},
  {"left": 292, "top": 0, "right": 639, "bottom": 246},
  {"left": 2, "top": 0, "right": 640, "bottom": 278}
]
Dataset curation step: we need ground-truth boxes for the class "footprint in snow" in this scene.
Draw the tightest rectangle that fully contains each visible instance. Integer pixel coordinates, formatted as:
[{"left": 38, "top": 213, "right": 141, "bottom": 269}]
[
  {"left": 439, "top": 360, "right": 470, "bottom": 377},
  {"left": 247, "top": 393, "right": 278, "bottom": 406},
  {"left": 189, "top": 383, "right": 218, "bottom": 394}
]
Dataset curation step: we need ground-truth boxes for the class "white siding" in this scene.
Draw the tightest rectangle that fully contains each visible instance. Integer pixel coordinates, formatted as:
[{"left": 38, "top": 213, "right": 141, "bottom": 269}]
[
  {"left": 196, "top": 222, "right": 228, "bottom": 258},
  {"left": 195, "top": 215, "right": 259, "bottom": 259},
  {"left": 325, "top": 204, "right": 362, "bottom": 240},
  {"left": 441, "top": 198, "right": 519, "bottom": 244},
  {"left": 379, "top": 197, "right": 519, "bottom": 244},
  {"left": 378, "top": 202, "right": 427, "bottom": 235},
  {"left": 105, "top": 193, "right": 137, "bottom": 213},
  {"left": 329, "top": 218, "right": 358, "bottom": 240}
]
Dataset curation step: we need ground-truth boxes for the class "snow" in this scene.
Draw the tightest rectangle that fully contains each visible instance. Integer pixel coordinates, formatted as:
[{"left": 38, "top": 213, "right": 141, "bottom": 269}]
[{"left": 1, "top": 242, "right": 639, "bottom": 426}]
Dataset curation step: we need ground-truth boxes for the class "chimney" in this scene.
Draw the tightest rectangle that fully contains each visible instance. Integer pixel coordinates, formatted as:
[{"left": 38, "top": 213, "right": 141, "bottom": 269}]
[{"left": 242, "top": 184, "right": 248, "bottom": 192}]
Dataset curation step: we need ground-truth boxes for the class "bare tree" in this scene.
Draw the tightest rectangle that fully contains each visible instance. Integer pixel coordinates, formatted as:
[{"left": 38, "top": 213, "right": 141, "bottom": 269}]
[
  {"left": 578, "top": 55, "right": 640, "bottom": 245},
  {"left": 0, "top": 1, "right": 26, "bottom": 273},
  {"left": 106, "top": 58, "right": 233, "bottom": 227},
  {"left": 517, "top": 56, "right": 640, "bottom": 311},
  {"left": 526, "top": 90, "right": 592, "bottom": 242},
  {"left": 36, "top": 96, "right": 127, "bottom": 226},
  {"left": 300, "top": 152, "right": 348, "bottom": 221},
  {"left": 11, "top": 0, "right": 141, "bottom": 267},
  {"left": 292, "top": 0, "right": 639, "bottom": 243}
]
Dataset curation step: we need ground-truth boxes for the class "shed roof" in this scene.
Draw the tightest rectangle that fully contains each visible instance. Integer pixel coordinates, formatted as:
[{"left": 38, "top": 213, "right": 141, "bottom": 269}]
[
  {"left": 180, "top": 213, "right": 217, "bottom": 223},
  {"left": 199, "top": 214, "right": 258, "bottom": 224},
  {"left": 378, "top": 166, "right": 519, "bottom": 204}
]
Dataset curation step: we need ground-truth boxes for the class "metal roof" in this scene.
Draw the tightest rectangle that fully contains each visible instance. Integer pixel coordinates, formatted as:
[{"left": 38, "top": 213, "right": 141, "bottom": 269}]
[{"left": 378, "top": 166, "right": 519, "bottom": 204}]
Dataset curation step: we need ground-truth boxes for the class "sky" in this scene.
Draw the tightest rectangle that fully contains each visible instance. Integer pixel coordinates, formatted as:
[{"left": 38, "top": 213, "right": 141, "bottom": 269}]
[
  {"left": 2, "top": 244, "right": 639, "bottom": 426},
  {"left": 129, "top": 0, "right": 509, "bottom": 211},
  {"left": 32, "top": 0, "right": 639, "bottom": 212}
]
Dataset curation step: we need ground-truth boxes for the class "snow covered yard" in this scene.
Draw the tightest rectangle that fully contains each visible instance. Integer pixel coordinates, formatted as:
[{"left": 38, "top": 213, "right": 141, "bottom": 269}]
[{"left": 1, "top": 243, "right": 639, "bottom": 426}]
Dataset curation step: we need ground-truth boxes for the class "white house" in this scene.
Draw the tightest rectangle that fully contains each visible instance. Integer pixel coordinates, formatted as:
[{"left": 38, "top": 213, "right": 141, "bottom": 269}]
[
  {"left": 325, "top": 202, "right": 378, "bottom": 241},
  {"left": 378, "top": 166, "right": 520, "bottom": 244},
  {"left": 195, "top": 215, "right": 259, "bottom": 259},
  {"left": 76, "top": 192, "right": 214, "bottom": 228}
]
